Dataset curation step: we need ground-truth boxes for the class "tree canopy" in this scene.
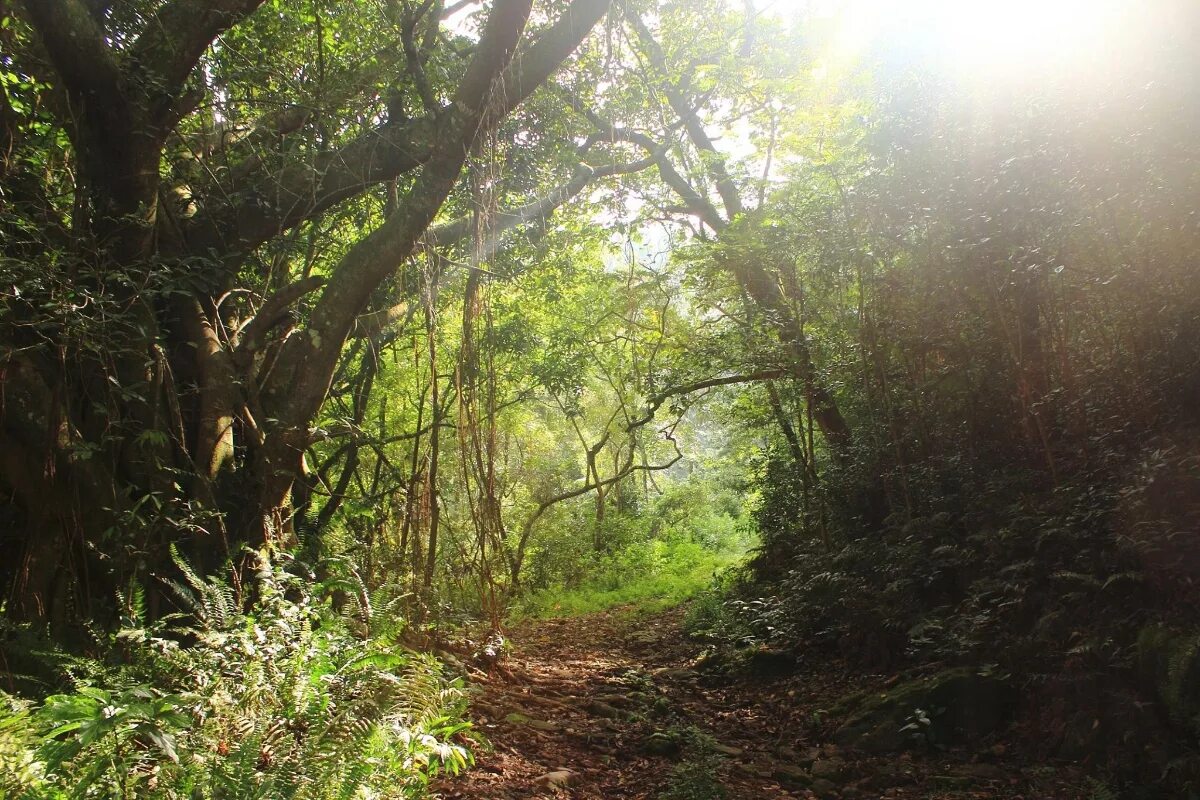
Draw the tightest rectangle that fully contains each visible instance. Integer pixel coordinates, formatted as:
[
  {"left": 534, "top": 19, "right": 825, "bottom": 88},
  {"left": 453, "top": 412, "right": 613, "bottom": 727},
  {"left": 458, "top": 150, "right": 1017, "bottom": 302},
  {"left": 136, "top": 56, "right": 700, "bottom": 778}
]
[{"left": 3, "top": 0, "right": 1200, "bottom": 796}]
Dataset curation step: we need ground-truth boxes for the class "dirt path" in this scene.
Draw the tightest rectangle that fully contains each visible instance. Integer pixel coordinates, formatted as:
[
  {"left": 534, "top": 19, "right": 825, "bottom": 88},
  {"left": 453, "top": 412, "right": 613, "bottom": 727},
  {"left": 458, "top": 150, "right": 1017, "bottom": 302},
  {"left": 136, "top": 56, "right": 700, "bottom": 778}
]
[{"left": 435, "top": 606, "right": 1088, "bottom": 800}]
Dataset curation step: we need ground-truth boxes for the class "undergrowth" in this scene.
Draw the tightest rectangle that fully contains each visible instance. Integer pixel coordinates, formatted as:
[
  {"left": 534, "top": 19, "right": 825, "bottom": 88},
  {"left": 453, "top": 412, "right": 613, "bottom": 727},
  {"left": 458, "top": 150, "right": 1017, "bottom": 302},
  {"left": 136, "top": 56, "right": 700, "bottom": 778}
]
[
  {"left": 655, "top": 726, "right": 728, "bottom": 800},
  {"left": 0, "top": 551, "right": 475, "bottom": 799},
  {"left": 685, "top": 437, "right": 1200, "bottom": 796},
  {"left": 518, "top": 532, "right": 750, "bottom": 619}
]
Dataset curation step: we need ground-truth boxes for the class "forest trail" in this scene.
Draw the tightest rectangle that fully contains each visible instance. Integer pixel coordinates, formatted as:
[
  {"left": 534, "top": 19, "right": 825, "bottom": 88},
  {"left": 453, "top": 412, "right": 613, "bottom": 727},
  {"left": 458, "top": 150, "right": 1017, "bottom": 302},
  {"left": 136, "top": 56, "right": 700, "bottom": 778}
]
[{"left": 436, "top": 607, "right": 1088, "bottom": 800}]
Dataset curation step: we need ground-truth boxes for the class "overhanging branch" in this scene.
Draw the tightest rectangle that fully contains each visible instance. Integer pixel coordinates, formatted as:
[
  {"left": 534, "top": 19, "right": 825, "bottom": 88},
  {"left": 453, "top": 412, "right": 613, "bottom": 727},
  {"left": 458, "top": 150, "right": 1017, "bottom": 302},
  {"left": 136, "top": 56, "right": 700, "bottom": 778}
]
[
  {"left": 129, "top": 0, "right": 267, "bottom": 127},
  {"left": 628, "top": 369, "right": 787, "bottom": 430}
]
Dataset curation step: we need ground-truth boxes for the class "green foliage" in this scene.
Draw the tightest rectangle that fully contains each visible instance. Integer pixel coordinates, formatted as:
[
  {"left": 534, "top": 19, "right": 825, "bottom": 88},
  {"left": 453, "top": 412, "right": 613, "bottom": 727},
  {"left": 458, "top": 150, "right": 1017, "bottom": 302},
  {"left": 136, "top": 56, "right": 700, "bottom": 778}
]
[
  {"left": 688, "top": 8, "right": 1200, "bottom": 702},
  {"left": 518, "top": 477, "right": 754, "bottom": 618},
  {"left": 655, "top": 727, "right": 728, "bottom": 800},
  {"left": 0, "top": 557, "right": 475, "bottom": 799},
  {"left": 521, "top": 532, "right": 747, "bottom": 619},
  {"left": 1138, "top": 625, "right": 1200, "bottom": 739},
  {"left": 657, "top": 759, "right": 728, "bottom": 800},
  {"left": 4, "top": 0, "right": 1200, "bottom": 793},
  {"left": 727, "top": 462, "right": 1162, "bottom": 670},
  {"left": 0, "top": 695, "right": 49, "bottom": 799},
  {"left": 37, "top": 684, "right": 190, "bottom": 795},
  {"left": 1085, "top": 777, "right": 1120, "bottom": 800}
]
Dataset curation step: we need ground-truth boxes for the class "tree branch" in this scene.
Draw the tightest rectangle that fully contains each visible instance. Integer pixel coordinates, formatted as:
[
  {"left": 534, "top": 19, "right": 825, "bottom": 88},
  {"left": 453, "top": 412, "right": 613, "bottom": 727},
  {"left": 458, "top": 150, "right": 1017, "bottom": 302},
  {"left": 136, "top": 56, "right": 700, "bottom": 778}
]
[
  {"left": 253, "top": 0, "right": 562, "bottom": 529},
  {"left": 432, "top": 153, "right": 656, "bottom": 248},
  {"left": 180, "top": 0, "right": 613, "bottom": 261},
  {"left": 623, "top": 7, "right": 744, "bottom": 218},
  {"left": 231, "top": 275, "right": 326, "bottom": 362},
  {"left": 509, "top": 436, "right": 682, "bottom": 583},
  {"left": 128, "top": 0, "right": 267, "bottom": 126},
  {"left": 627, "top": 369, "right": 786, "bottom": 430},
  {"left": 581, "top": 106, "right": 726, "bottom": 230},
  {"left": 20, "top": 0, "right": 123, "bottom": 117}
]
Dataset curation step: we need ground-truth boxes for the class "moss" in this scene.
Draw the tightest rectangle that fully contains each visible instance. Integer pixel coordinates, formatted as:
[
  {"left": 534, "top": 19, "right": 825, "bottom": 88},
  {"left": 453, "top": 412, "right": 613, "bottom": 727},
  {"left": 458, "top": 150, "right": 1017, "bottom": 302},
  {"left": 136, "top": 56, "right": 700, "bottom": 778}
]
[{"left": 832, "top": 667, "right": 1016, "bottom": 753}]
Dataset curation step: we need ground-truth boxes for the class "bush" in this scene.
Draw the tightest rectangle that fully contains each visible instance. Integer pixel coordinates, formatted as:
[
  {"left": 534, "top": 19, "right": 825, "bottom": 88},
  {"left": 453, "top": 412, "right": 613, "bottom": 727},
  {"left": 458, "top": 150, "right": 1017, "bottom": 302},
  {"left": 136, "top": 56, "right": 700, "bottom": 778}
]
[
  {"left": 519, "top": 531, "right": 749, "bottom": 619},
  {"left": 0, "top": 554, "right": 475, "bottom": 799},
  {"left": 516, "top": 474, "right": 754, "bottom": 618},
  {"left": 723, "top": 444, "right": 1175, "bottom": 672}
]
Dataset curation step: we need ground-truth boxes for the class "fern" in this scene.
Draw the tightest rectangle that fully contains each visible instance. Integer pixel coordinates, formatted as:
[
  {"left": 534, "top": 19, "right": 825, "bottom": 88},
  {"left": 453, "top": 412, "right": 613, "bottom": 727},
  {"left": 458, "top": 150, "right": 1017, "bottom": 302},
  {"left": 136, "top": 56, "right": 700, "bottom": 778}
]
[
  {"left": 1163, "top": 633, "right": 1200, "bottom": 733},
  {"left": 165, "top": 544, "right": 237, "bottom": 630},
  {"left": 1085, "top": 776, "right": 1120, "bottom": 800},
  {"left": 12, "top": 557, "right": 477, "bottom": 800},
  {"left": 0, "top": 694, "right": 49, "bottom": 798}
]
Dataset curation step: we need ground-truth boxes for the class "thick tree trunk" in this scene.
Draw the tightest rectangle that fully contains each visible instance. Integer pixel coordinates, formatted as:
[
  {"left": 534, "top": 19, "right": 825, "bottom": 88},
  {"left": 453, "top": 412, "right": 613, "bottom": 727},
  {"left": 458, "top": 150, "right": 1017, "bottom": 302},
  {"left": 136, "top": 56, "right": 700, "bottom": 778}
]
[{"left": 2, "top": 0, "right": 613, "bottom": 631}]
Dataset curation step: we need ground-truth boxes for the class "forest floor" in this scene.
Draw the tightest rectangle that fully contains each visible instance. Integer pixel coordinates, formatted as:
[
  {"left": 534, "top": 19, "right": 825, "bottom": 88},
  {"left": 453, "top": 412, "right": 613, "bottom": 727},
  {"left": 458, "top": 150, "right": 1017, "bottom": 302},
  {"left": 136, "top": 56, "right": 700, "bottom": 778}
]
[{"left": 434, "top": 605, "right": 1094, "bottom": 800}]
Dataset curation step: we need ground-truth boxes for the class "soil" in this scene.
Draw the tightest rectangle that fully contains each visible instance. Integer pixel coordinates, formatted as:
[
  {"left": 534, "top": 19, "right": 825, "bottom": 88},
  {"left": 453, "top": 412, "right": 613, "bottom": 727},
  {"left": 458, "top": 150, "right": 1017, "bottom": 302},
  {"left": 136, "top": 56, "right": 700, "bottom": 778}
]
[{"left": 434, "top": 605, "right": 1092, "bottom": 799}]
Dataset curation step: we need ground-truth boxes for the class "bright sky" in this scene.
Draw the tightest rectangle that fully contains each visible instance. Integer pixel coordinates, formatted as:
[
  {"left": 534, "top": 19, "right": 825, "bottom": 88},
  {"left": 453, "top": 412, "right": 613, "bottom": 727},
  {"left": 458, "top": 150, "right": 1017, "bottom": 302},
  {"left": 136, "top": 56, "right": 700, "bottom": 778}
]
[
  {"left": 445, "top": 0, "right": 1137, "bottom": 83},
  {"left": 765, "top": 0, "right": 1133, "bottom": 81}
]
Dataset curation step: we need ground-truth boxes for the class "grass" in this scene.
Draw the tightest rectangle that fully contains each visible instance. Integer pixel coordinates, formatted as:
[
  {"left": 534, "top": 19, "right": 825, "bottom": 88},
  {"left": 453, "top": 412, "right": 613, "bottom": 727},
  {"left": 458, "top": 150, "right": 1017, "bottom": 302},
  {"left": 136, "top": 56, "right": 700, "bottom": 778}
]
[{"left": 518, "top": 534, "right": 750, "bottom": 619}]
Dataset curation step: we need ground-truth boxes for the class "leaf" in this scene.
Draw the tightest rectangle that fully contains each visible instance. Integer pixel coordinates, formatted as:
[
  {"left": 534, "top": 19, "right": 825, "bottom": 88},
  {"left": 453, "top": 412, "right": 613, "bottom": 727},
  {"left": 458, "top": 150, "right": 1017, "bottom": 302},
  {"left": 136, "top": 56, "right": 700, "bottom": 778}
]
[{"left": 136, "top": 723, "right": 180, "bottom": 763}]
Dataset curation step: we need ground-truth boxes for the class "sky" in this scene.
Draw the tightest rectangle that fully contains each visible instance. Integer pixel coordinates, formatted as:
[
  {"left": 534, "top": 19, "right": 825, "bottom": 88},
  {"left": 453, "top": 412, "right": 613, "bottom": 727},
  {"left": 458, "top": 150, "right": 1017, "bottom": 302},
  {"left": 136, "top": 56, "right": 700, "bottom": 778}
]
[{"left": 775, "top": 0, "right": 1135, "bottom": 84}]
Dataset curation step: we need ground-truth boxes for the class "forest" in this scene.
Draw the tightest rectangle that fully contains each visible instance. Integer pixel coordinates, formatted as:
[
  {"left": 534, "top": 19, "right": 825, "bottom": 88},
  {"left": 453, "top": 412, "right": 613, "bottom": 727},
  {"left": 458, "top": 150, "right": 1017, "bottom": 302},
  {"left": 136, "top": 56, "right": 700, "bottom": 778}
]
[{"left": 1, "top": 0, "right": 1199, "bottom": 797}]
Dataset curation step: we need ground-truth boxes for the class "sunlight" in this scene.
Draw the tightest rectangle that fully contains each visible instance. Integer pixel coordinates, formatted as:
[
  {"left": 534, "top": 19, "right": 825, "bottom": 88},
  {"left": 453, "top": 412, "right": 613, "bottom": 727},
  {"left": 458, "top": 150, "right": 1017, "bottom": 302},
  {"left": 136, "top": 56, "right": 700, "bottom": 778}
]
[
  {"left": 927, "top": 0, "right": 1126, "bottom": 73},
  {"left": 772, "top": 0, "right": 1131, "bottom": 81}
]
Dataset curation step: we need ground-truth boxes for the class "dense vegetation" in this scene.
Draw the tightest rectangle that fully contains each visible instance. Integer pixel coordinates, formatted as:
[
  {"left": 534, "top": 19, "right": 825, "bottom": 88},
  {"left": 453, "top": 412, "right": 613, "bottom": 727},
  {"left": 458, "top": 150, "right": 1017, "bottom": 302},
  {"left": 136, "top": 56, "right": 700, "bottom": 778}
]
[{"left": 2, "top": 0, "right": 1199, "bottom": 796}]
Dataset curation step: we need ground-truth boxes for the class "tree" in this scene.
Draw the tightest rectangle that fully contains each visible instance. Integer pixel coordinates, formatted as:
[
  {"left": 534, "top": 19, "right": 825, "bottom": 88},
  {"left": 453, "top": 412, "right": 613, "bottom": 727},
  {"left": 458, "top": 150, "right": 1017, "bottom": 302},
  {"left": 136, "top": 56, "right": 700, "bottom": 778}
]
[
  {"left": 565, "top": 0, "right": 855, "bottom": 457},
  {"left": 0, "top": 0, "right": 612, "bottom": 626}
]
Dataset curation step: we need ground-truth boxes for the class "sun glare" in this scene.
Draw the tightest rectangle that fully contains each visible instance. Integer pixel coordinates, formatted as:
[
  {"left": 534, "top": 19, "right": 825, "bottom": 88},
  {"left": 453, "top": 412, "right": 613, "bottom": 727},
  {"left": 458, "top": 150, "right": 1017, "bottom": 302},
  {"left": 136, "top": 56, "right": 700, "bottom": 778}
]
[
  {"left": 931, "top": 0, "right": 1127, "bottom": 73},
  {"left": 775, "top": 0, "right": 1133, "bottom": 81}
]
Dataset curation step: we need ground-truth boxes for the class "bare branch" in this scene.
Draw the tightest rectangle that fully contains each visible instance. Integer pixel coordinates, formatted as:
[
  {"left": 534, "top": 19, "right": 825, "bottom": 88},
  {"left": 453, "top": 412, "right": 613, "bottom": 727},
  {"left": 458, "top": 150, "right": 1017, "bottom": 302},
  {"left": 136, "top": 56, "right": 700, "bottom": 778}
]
[{"left": 628, "top": 369, "right": 787, "bottom": 430}]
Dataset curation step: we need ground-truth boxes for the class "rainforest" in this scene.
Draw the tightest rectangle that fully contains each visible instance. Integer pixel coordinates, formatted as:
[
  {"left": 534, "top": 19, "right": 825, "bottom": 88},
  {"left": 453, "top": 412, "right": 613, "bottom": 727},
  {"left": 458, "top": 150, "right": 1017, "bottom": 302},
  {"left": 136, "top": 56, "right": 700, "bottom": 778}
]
[{"left": 2, "top": 0, "right": 1199, "bottom": 797}]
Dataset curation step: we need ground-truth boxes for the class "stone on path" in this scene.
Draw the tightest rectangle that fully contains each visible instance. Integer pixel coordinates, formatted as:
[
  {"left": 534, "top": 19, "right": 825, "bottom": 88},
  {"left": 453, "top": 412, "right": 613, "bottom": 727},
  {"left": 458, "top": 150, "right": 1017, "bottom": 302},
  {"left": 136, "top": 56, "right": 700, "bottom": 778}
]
[{"left": 534, "top": 770, "right": 573, "bottom": 789}]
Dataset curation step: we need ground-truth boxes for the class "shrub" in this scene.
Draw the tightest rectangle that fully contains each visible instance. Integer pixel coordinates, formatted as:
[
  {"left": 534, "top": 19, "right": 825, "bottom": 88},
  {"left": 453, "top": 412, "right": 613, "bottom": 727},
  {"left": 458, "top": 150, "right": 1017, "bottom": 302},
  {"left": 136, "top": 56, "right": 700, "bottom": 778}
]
[{"left": 0, "top": 554, "right": 475, "bottom": 799}]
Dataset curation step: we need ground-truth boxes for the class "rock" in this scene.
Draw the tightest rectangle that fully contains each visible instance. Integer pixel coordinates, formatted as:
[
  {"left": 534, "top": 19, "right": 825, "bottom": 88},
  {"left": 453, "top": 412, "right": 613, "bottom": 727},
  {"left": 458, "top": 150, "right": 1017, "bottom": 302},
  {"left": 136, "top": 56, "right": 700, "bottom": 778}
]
[
  {"left": 710, "top": 742, "right": 744, "bottom": 757},
  {"left": 744, "top": 646, "right": 797, "bottom": 676},
  {"left": 535, "top": 770, "right": 573, "bottom": 789},
  {"left": 504, "top": 712, "right": 559, "bottom": 731},
  {"left": 586, "top": 700, "right": 624, "bottom": 719},
  {"left": 832, "top": 667, "right": 1016, "bottom": 753},
  {"left": 777, "top": 745, "right": 820, "bottom": 768},
  {"left": 771, "top": 764, "right": 812, "bottom": 786},
  {"left": 810, "top": 757, "right": 847, "bottom": 780},
  {"left": 642, "top": 730, "right": 684, "bottom": 757},
  {"left": 627, "top": 630, "right": 660, "bottom": 646},
  {"left": 857, "top": 763, "right": 903, "bottom": 791},
  {"left": 591, "top": 692, "right": 635, "bottom": 709},
  {"left": 810, "top": 777, "right": 839, "bottom": 797},
  {"left": 736, "top": 761, "right": 772, "bottom": 778}
]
